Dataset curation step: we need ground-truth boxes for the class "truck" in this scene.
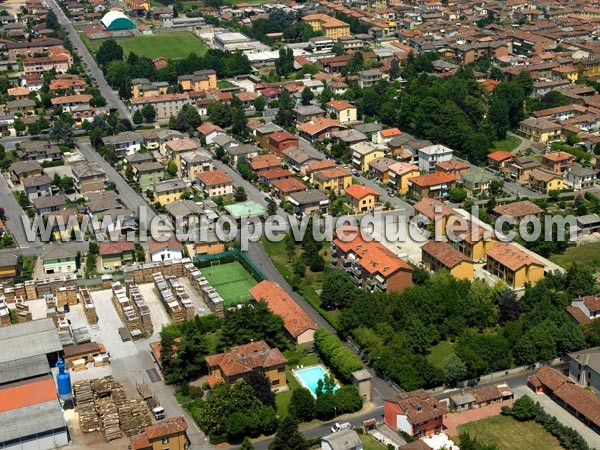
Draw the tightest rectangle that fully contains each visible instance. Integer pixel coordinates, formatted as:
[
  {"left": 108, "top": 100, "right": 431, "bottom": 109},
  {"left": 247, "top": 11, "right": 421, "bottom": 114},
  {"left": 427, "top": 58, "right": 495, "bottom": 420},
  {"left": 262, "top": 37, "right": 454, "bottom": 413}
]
[{"left": 152, "top": 406, "right": 165, "bottom": 420}]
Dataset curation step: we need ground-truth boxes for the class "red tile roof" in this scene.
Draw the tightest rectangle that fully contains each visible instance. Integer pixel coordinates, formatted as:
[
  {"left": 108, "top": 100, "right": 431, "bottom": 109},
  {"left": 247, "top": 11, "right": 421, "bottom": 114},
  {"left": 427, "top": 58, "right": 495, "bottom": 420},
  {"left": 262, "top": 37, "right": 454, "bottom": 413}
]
[
  {"left": 205, "top": 340, "right": 287, "bottom": 377},
  {"left": 261, "top": 168, "right": 292, "bottom": 180},
  {"left": 492, "top": 200, "right": 544, "bottom": 218},
  {"left": 385, "top": 389, "right": 447, "bottom": 426},
  {"left": 380, "top": 128, "right": 401, "bottom": 137},
  {"left": 272, "top": 177, "right": 306, "bottom": 193},
  {"left": 488, "top": 150, "right": 516, "bottom": 162},
  {"left": 147, "top": 235, "right": 182, "bottom": 255},
  {"left": 305, "top": 159, "right": 336, "bottom": 174},
  {"left": 413, "top": 198, "right": 455, "bottom": 220},
  {"left": 144, "top": 416, "right": 188, "bottom": 440},
  {"left": 98, "top": 240, "right": 134, "bottom": 256},
  {"left": 197, "top": 170, "right": 232, "bottom": 186},
  {"left": 298, "top": 118, "right": 344, "bottom": 136},
  {"left": 249, "top": 281, "right": 316, "bottom": 339},
  {"left": 345, "top": 184, "right": 380, "bottom": 200},
  {"left": 196, "top": 123, "right": 223, "bottom": 135},
  {"left": 0, "top": 376, "right": 57, "bottom": 412},
  {"left": 408, "top": 172, "right": 456, "bottom": 187},
  {"left": 566, "top": 306, "right": 592, "bottom": 324},
  {"left": 421, "top": 240, "right": 471, "bottom": 269},
  {"left": 326, "top": 100, "right": 355, "bottom": 111},
  {"left": 269, "top": 131, "right": 298, "bottom": 144},
  {"left": 486, "top": 242, "right": 543, "bottom": 272}
]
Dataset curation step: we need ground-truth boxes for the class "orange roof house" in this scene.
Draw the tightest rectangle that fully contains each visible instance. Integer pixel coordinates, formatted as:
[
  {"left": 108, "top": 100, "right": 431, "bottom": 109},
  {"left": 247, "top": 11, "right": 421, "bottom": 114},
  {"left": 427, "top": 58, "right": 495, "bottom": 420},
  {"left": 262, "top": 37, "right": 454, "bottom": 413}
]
[
  {"left": 487, "top": 150, "right": 516, "bottom": 169},
  {"left": 130, "top": 417, "right": 189, "bottom": 450},
  {"left": 249, "top": 281, "right": 317, "bottom": 345},
  {"left": 205, "top": 340, "right": 288, "bottom": 391},
  {"left": 271, "top": 177, "right": 307, "bottom": 200},
  {"left": 345, "top": 184, "right": 380, "bottom": 212},
  {"left": 486, "top": 242, "right": 544, "bottom": 288},
  {"left": 384, "top": 389, "right": 447, "bottom": 437},
  {"left": 407, "top": 172, "right": 457, "bottom": 200},
  {"left": 298, "top": 118, "right": 346, "bottom": 141},
  {"left": 421, "top": 240, "right": 474, "bottom": 280}
]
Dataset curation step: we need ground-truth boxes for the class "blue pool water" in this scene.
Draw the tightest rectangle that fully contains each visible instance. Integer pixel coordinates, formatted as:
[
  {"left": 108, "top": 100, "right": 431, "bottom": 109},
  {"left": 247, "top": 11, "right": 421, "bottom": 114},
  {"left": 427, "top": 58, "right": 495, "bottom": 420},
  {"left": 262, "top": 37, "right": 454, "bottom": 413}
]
[{"left": 294, "top": 365, "right": 339, "bottom": 397}]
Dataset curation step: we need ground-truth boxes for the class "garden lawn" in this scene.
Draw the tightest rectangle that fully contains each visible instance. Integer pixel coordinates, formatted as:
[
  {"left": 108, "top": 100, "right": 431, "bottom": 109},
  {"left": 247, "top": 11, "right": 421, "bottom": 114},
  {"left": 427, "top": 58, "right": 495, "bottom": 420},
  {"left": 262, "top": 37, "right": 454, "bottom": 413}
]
[
  {"left": 360, "top": 434, "right": 388, "bottom": 450},
  {"left": 492, "top": 135, "right": 521, "bottom": 152},
  {"left": 427, "top": 340, "right": 456, "bottom": 369},
  {"left": 275, "top": 351, "right": 319, "bottom": 417},
  {"left": 457, "top": 415, "right": 562, "bottom": 450},
  {"left": 549, "top": 242, "right": 600, "bottom": 268}
]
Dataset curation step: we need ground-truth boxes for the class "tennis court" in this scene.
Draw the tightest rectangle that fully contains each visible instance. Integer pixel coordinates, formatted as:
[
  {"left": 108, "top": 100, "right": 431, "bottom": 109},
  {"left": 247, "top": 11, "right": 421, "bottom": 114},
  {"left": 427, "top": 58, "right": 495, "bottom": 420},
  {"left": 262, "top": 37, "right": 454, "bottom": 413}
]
[{"left": 200, "top": 261, "right": 257, "bottom": 307}]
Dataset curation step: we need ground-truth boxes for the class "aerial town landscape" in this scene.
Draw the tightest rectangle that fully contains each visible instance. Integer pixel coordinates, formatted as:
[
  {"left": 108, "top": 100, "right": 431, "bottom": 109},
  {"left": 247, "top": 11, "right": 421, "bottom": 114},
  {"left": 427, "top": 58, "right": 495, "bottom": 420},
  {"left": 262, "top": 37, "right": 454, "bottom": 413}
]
[{"left": 2, "top": 0, "right": 600, "bottom": 449}]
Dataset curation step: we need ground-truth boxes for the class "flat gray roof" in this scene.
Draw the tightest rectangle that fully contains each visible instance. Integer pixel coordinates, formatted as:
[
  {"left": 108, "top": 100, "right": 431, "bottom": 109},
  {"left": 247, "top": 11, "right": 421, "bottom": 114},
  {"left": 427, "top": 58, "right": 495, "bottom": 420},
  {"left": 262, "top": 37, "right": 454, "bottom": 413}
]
[
  {"left": 0, "top": 354, "right": 50, "bottom": 384},
  {"left": 0, "top": 319, "right": 62, "bottom": 364},
  {"left": 0, "top": 399, "right": 67, "bottom": 442}
]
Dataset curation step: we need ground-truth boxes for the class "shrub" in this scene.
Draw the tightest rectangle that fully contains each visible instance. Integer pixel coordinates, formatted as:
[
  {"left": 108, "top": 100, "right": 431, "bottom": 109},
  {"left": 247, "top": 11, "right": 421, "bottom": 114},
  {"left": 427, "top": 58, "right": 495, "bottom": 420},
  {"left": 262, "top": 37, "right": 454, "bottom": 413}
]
[{"left": 313, "top": 328, "right": 362, "bottom": 383}]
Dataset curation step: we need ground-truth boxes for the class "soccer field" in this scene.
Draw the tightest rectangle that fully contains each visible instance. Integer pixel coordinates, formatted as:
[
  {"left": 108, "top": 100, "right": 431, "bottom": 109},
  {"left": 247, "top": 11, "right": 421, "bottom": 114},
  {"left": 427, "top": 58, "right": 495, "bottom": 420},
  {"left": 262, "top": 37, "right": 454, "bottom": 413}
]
[
  {"left": 89, "top": 32, "right": 208, "bottom": 60},
  {"left": 200, "top": 261, "right": 257, "bottom": 307}
]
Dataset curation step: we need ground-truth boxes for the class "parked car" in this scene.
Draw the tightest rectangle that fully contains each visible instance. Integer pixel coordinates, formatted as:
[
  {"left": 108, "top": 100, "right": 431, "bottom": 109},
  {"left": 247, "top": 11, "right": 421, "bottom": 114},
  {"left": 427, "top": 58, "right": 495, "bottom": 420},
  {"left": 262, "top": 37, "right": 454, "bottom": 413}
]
[{"left": 331, "top": 422, "right": 351, "bottom": 433}]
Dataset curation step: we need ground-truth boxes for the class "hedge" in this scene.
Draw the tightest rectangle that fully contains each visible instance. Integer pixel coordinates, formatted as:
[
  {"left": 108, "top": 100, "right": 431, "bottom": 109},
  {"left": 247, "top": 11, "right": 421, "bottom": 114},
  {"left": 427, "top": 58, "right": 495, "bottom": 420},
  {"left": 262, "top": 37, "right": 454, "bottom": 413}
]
[{"left": 314, "top": 328, "right": 362, "bottom": 384}]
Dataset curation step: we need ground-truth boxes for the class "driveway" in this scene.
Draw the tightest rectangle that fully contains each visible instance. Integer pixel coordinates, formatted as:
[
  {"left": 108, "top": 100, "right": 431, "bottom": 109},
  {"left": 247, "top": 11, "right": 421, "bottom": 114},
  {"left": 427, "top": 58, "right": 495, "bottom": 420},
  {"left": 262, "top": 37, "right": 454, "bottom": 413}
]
[{"left": 513, "top": 386, "right": 600, "bottom": 448}]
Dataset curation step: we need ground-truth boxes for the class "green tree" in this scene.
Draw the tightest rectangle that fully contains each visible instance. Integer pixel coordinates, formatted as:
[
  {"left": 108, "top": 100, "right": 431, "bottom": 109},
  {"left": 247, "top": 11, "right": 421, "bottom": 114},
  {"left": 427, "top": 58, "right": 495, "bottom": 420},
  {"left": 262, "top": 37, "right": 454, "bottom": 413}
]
[
  {"left": 293, "top": 256, "right": 306, "bottom": 278},
  {"left": 267, "top": 198, "right": 277, "bottom": 216},
  {"left": 301, "top": 87, "right": 314, "bottom": 105},
  {"left": 511, "top": 395, "right": 538, "bottom": 421},
  {"left": 254, "top": 96, "right": 266, "bottom": 112},
  {"left": 275, "top": 48, "right": 294, "bottom": 77},
  {"left": 449, "top": 187, "right": 467, "bottom": 203},
  {"left": 320, "top": 269, "right": 360, "bottom": 310},
  {"left": 141, "top": 104, "right": 156, "bottom": 123},
  {"left": 13, "top": 118, "right": 26, "bottom": 135},
  {"left": 275, "top": 89, "right": 294, "bottom": 128},
  {"left": 133, "top": 109, "right": 143, "bottom": 124},
  {"left": 49, "top": 120, "right": 74, "bottom": 147},
  {"left": 207, "top": 102, "right": 232, "bottom": 128},
  {"left": 389, "top": 58, "right": 400, "bottom": 81},
  {"left": 488, "top": 96, "right": 510, "bottom": 140},
  {"left": 234, "top": 187, "right": 248, "bottom": 202},
  {"left": 96, "top": 39, "right": 124, "bottom": 69},
  {"left": 240, "top": 438, "right": 255, "bottom": 450},
  {"left": 443, "top": 353, "right": 467, "bottom": 386},
  {"left": 288, "top": 388, "right": 315, "bottom": 422},
  {"left": 269, "top": 416, "right": 306, "bottom": 450},
  {"left": 231, "top": 102, "right": 248, "bottom": 136}
]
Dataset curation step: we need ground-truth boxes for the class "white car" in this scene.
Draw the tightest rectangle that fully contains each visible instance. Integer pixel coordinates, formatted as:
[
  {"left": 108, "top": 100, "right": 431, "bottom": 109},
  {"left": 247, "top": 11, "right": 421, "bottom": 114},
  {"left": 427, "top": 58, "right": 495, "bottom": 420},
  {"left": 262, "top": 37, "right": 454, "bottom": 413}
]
[{"left": 330, "top": 422, "right": 351, "bottom": 433}]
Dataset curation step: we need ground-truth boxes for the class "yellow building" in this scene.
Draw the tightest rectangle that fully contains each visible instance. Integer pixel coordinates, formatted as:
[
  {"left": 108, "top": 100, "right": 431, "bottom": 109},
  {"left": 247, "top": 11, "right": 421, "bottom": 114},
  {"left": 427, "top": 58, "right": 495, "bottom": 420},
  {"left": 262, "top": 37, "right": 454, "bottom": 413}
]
[
  {"left": 205, "top": 340, "right": 288, "bottom": 392},
  {"left": 345, "top": 184, "right": 381, "bottom": 213},
  {"left": 325, "top": 100, "right": 357, "bottom": 124},
  {"left": 312, "top": 167, "right": 353, "bottom": 194},
  {"left": 129, "top": 417, "right": 189, "bottom": 450},
  {"left": 518, "top": 117, "right": 562, "bottom": 144},
  {"left": 421, "top": 240, "right": 474, "bottom": 280},
  {"left": 389, "top": 162, "right": 420, "bottom": 194},
  {"left": 529, "top": 168, "right": 565, "bottom": 193},
  {"left": 0, "top": 251, "right": 18, "bottom": 279},
  {"left": 486, "top": 242, "right": 544, "bottom": 288},
  {"left": 446, "top": 217, "right": 496, "bottom": 261},
  {"left": 177, "top": 70, "right": 218, "bottom": 92},
  {"left": 351, "top": 142, "right": 386, "bottom": 172},
  {"left": 124, "top": 0, "right": 150, "bottom": 11},
  {"left": 413, "top": 198, "right": 456, "bottom": 238},
  {"left": 302, "top": 14, "right": 350, "bottom": 38},
  {"left": 131, "top": 79, "right": 168, "bottom": 98},
  {"left": 153, "top": 179, "right": 186, "bottom": 206}
]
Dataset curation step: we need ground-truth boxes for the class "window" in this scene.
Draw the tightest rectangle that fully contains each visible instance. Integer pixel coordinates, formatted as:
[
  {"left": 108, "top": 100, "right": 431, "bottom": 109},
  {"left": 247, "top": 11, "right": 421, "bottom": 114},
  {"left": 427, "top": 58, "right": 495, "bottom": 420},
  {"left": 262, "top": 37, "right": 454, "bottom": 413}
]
[
  {"left": 278, "top": 367, "right": 285, "bottom": 373},
  {"left": 162, "top": 437, "right": 169, "bottom": 444},
  {"left": 272, "top": 379, "right": 280, "bottom": 385}
]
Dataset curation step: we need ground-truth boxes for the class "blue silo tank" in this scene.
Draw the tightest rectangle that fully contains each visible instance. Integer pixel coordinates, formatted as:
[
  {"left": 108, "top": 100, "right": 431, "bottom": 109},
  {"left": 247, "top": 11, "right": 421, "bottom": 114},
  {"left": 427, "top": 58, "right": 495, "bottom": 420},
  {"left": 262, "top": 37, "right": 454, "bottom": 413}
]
[{"left": 56, "top": 359, "right": 72, "bottom": 402}]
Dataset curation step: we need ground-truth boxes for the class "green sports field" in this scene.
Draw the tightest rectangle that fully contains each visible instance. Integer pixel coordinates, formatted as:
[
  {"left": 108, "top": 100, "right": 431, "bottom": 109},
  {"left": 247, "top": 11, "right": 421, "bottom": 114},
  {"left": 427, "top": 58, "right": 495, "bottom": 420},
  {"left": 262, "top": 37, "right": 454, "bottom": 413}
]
[
  {"left": 87, "top": 32, "right": 208, "bottom": 60},
  {"left": 200, "top": 261, "right": 257, "bottom": 307}
]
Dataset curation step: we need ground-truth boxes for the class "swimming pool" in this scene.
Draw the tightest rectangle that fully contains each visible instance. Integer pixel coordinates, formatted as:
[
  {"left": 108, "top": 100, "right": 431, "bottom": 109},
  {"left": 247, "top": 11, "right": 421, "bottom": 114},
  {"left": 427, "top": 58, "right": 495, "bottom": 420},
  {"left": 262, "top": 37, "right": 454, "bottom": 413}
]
[{"left": 294, "top": 365, "right": 339, "bottom": 397}]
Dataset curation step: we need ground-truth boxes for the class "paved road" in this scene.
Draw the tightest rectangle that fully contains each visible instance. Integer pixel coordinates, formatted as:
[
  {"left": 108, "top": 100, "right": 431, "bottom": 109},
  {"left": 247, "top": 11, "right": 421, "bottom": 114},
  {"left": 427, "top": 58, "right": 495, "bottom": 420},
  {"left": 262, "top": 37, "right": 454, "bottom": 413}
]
[
  {"left": 76, "top": 140, "right": 157, "bottom": 224},
  {"left": 213, "top": 159, "right": 268, "bottom": 207},
  {"left": 355, "top": 173, "right": 413, "bottom": 215},
  {"left": 0, "top": 175, "right": 43, "bottom": 256},
  {"left": 45, "top": 0, "right": 131, "bottom": 121}
]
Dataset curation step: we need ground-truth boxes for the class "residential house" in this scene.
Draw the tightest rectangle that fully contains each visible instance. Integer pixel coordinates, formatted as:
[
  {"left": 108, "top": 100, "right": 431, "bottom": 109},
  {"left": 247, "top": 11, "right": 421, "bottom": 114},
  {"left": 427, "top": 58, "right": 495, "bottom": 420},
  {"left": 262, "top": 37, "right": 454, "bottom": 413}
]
[
  {"left": 331, "top": 229, "right": 413, "bottom": 294},
  {"left": 143, "top": 129, "right": 184, "bottom": 152},
  {"left": 254, "top": 122, "right": 284, "bottom": 150},
  {"left": 413, "top": 198, "right": 456, "bottom": 235},
  {"left": 32, "top": 195, "right": 66, "bottom": 215},
  {"left": 23, "top": 54, "right": 72, "bottom": 75},
  {"left": 195, "top": 227, "right": 225, "bottom": 256},
  {"left": 566, "top": 164, "right": 596, "bottom": 190},
  {"left": 205, "top": 340, "right": 287, "bottom": 391},
  {"left": 6, "top": 99, "right": 35, "bottom": 116},
  {"left": 130, "top": 78, "right": 168, "bottom": 98},
  {"left": 40, "top": 242, "right": 80, "bottom": 274},
  {"left": 98, "top": 241, "right": 135, "bottom": 269},
  {"left": 86, "top": 191, "right": 122, "bottom": 220},
  {"left": 576, "top": 214, "right": 600, "bottom": 236},
  {"left": 130, "top": 94, "right": 192, "bottom": 122},
  {"left": 354, "top": 123, "right": 383, "bottom": 140},
  {"left": 272, "top": 178, "right": 307, "bottom": 201},
  {"left": 567, "top": 296, "right": 600, "bottom": 324},
  {"left": 321, "top": 429, "right": 363, "bottom": 450},
  {"left": 568, "top": 348, "right": 600, "bottom": 395},
  {"left": 196, "top": 170, "right": 233, "bottom": 198},
  {"left": 249, "top": 281, "right": 316, "bottom": 344},
  {"left": 16, "top": 141, "right": 62, "bottom": 163},
  {"left": 449, "top": 384, "right": 513, "bottom": 412},
  {"left": 373, "top": 128, "right": 402, "bottom": 146},
  {"left": 460, "top": 171, "right": 498, "bottom": 197},
  {"left": 345, "top": 185, "right": 380, "bottom": 213},
  {"left": 293, "top": 105, "right": 325, "bottom": 124},
  {"left": 418, "top": 144, "right": 454, "bottom": 173},
  {"left": 8, "top": 160, "right": 44, "bottom": 184},
  {"left": 487, "top": 150, "right": 516, "bottom": 170},
  {"left": 102, "top": 131, "right": 142, "bottom": 158},
  {"left": 312, "top": 168, "right": 352, "bottom": 194},
  {"left": 196, "top": 123, "right": 224, "bottom": 145},
  {"left": 331, "top": 129, "right": 368, "bottom": 147},
  {"left": 435, "top": 160, "right": 470, "bottom": 179},
  {"left": 132, "top": 161, "right": 164, "bottom": 190},
  {"left": 269, "top": 132, "right": 299, "bottom": 157},
  {"left": 0, "top": 250, "right": 18, "bottom": 279},
  {"left": 384, "top": 390, "right": 447, "bottom": 437},
  {"left": 259, "top": 169, "right": 292, "bottom": 186},
  {"left": 351, "top": 142, "right": 386, "bottom": 172},
  {"left": 165, "top": 200, "right": 205, "bottom": 229},
  {"left": 506, "top": 156, "right": 541, "bottom": 183},
  {"left": 72, "top": 163, "right": 105, "bottom": 194},
  {"left": 129, "top": 417, "right": 189, "bottom": 450},
  {"left": 282, "top": 146, "right": 324, "bottom": 174},
  {"left": 421, "top": 240, "right": 474, "bottom": 280},
  {"left": 492, "top": 200, "right": 544, "bottom": 220},
  {"left": 518, "top": 117, "right": 562, "bottom": 144},
  {"left": 298, "top": 118, "right": 346, "bottom": 142},
  {"left": 305, "top": 160, "right": 336, "bottom": 180},
  {"left": 6, "top": 38, "right": 65, "bottom": 59},
  {"left": 302, "top": 14, "right": 351, "bottom": 39},
  {"left": 23, "top": 174, "right": 52, "bottom": 200},
  {"left": 358, "top": 69, "right": 385, "bottom": 88},
  {"left": 288, "top": 190, "right": 330, "bottom": 216},
  {"left": 148, "top": 235, "right": 183, "bottom": 262},
  {"left": 178, "top": 70, "right": 217, "bottom": 91},
  {"left": 388, "top": 162, "right": 421, "bottom": 194},
  {"left": 164, "top": 137, "right": 199, "bottom": 160},
  {"left": 446, "top": 216, "right": 496, "bottom": 261},
  {"left": 50, "top": 95, "right": 92, "bottom": 113},
  {"left": 325, "top": 100, "right": 357, "bottom": 124},
  {"left": 486, "top": 242, "right": 544, "bottom": 289},
  {"left": 153, "top": 179, "right": 186, "bottom": 205},
  {"left": 227, "top": 144, "right": 259, "bottom": 167},
  {"left": 249, "top": 154, "right": 281, "bottom": 174},
  {"left": 407, "top": 172, "right": 456, "bottom": 200},
  {"left": 528, "top": 366, "right": 600, "bottom": 433},
  {"left": 542, "top": 151, "right": 575, "bottom": 174},
  {"left": 368, "top": 157, "right": 397, "bottom": 183},
  {"left": 528, "top": 168, "right": 565, "bottom": 193}
]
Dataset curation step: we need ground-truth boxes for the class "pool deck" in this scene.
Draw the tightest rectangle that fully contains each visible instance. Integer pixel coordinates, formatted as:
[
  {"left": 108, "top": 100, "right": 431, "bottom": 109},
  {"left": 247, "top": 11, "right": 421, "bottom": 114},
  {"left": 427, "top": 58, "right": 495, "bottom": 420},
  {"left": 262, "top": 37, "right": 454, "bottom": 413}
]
[{"left": 292, "top": 364, "right": 340, "bottom": 398}]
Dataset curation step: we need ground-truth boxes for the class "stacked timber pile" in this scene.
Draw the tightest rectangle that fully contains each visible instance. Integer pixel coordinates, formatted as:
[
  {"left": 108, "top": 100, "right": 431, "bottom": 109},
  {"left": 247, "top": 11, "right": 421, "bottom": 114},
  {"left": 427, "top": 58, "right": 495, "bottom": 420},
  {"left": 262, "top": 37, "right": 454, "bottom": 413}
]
[
  {"left": 0, "top": 297, "right": 10, "bottom": 326},
  {"left": 112, "top": 282, "right": 143, "bottom": 338},
  {"left": 122, "top": 258, "right": 191, "bottom": 284},
  {"left": 79, "top": 287, "right": 97, "bottom": 325},
  {"left": 167, "top": 276, "right": 195, "bottom": 320},
  {"left": 24, "top": 280, "right": 36, "bottom": 300},
  {"left": 73, "top": 380, "right": 100, "bottom": 432},
  {"left": 185, "top": 263, "right": 223, "bottom": 316},
  {"left": 118, "top": 398, "right": 152, "bottom": 437},
  {"left": 126, "top": 284, "right": 152, "bottom": 334},
  {"left": 153, "top": 272, "right": 183, "bottom": 322},
  {"left": 96, "top": 396, "right": 120, "bottom": 441}
]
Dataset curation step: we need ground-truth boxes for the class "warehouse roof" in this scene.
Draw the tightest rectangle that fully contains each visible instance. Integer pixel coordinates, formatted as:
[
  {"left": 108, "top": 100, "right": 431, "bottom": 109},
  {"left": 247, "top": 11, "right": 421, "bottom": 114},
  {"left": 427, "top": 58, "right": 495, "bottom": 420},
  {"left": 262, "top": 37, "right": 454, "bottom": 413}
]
[
  {"left": 0, "top": 318, "right": 62, "bottom": 364},
  {"left": 0, "top": 399, "right": 66, "bottom": 443},
  {"left": 0, "top": 354, "right": 50, "bottom": 385}
]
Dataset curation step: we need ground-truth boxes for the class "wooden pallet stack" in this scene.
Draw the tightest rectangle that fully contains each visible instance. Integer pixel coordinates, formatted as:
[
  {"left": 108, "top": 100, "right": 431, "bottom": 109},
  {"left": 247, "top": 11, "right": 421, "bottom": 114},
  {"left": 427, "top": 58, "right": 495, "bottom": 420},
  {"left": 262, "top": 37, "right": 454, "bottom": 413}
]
[
  {"left": 0, "top": 297, "right": 10, "bottom": 326},
  {"left": 3, "top": 287, "right": 14, "bottom": 303},
  {"left": 79, "top": 287, "right": 97, "bottom": 325},
  {"left": 57, "top": 286, "right": 78, "bottom": 307},
  {"left": 118, "top": 398, "right": 152, "bottom": 437},
  {"left": 14, "top": 283, "right": 25, "bottom": 299},
  {"left": 73, "top": 380, "right": 101, "bottom": 433},
  {"left": 168, "top": 277, "right": 195, "bottom": 320},
  {"left": 153, "top": 273, "right": 184, "bottom": 322},
  {"left": 96, "top": 396, "right": 121, "bottom": 442},
  {"left": 15, "top": 298, "right": 31, "bottom": 322},
  {"left": 127, "top": 284, "right": 153, "bottom": 334},
  {"left": 24, "top": 280, "right": 37, "bottom": 300},
  {"left": 102, "top": 274, "right": 113, "bottom": 289}
]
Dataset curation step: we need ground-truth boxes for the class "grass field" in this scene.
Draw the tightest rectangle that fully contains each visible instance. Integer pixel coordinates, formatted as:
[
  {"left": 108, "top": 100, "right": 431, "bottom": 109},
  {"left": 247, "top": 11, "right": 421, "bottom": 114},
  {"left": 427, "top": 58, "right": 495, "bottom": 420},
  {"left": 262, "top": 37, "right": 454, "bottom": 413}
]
[
  {"left": 492, "top": 135, "right": 522, "bottom": 152},
  {"left": 427, "top": 340, "right": 456, "bottom": 369},
  {"left": 85, "top": 32, "right": 208, "bottom": 60},
  {"left": 360, "top": 434, "right": 388, "bottom": 450},
  {"left": 457, "top": 415, "right": 562, "bottom": 450},
  {"left": 200, "top": 261, "right": 257, "bottom": 307},
  {"left": 549, "top": 242, "right": 600, "bottom": 268}
]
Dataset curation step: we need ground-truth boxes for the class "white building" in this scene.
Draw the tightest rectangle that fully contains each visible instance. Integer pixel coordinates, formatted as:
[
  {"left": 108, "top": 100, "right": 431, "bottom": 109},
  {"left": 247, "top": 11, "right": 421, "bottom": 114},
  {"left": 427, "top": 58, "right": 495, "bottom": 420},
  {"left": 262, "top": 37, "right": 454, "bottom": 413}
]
[
  {"left": 148, "top": 236, "right": 183, "bottom": 262},
  {"left": 417, "top": 144, "right": 454, "bottom": 173}
]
